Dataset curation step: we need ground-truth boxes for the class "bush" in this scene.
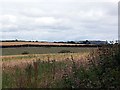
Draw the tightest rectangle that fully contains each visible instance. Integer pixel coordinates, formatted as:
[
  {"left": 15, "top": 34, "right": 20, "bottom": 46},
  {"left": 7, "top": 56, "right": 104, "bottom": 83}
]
[
  {"left": 58, "top": 50, "right": 72, "bottom": 53},
  {"left": 61, "top": 44, "right": 120, "bottom": 88},
  {"left": 22, "top": 51, "right": 29, "bottom": 55},
  {"left": 80, "top": 44, "right": 120, "bottom": 88}
]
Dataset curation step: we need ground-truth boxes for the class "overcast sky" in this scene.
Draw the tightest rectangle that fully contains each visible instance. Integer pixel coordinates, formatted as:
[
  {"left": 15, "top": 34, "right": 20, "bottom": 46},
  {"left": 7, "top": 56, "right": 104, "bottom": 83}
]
[{"left": 0, "top": 0, "right": 119, "bottom": 41}]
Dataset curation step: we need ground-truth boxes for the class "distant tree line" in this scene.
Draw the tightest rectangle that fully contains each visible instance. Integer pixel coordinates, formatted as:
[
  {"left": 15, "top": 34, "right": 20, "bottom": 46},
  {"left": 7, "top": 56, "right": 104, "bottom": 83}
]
[
  {"left": 54, "top": 40, "right": 108, "bottom": 45},
  {"left": 1, "top": 39, "right": 38, "bottom": 42},
  {"left": 1, "top": 44, "right": 101, "bottom": 48},
  {"left": 1, "top": 39, "right": 119, "bottom": 45}
]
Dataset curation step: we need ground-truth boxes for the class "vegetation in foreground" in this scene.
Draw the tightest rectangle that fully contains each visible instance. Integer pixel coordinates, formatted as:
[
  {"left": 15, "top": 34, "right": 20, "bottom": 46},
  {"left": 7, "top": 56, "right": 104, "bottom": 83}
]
[{"left": 2, "top": 44, "right": 120, "bottom": 88}]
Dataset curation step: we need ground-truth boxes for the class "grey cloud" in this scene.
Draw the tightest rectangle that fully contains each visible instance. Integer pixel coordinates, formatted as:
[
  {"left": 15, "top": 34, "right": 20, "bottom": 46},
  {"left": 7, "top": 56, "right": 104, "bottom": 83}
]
[{"left": 0, "top": 1, "right": 118, "bottom": 41}]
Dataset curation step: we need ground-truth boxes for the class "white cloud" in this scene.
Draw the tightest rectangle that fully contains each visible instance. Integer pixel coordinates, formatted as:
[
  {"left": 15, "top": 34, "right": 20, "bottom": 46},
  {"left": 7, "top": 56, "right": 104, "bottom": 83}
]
[
  {"left": 0, "top": 1, "right": 118, "bottom": 41},
  {"left": 0, "top": 15, "right": 17, "bottom": 24},
  {"left": 34, "top": 17, "right": 62, "bottom": 25},
  {"left": 0, "top": 0, "right": 119, "bottom": 3}
]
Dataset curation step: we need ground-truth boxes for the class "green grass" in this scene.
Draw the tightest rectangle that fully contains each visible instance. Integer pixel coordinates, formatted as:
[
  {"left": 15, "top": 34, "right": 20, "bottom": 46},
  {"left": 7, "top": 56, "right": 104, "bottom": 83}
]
[
  {"left": 2, "top": 60, "right": 68, "bottom": 88},
  {"left": 2, "top": 47, "right": 96, "bottom": 56}
]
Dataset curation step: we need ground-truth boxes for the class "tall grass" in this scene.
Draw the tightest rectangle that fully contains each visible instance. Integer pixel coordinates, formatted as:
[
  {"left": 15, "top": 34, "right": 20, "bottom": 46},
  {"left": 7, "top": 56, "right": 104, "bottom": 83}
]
[{"left": 2, "top": 44, "right": 120, "bottom": 88}]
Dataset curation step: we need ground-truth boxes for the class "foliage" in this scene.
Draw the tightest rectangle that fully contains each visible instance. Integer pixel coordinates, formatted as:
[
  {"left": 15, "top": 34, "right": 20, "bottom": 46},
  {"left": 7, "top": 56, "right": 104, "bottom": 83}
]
[
  {"left": 2, "top": 44, "right": 120, "bottom": 88},
  {"left": 22, "top": 51, "right": 29, "bottom": 55},
  {"left": 58, "top": 50, "right": 72, "bottom": 53}
]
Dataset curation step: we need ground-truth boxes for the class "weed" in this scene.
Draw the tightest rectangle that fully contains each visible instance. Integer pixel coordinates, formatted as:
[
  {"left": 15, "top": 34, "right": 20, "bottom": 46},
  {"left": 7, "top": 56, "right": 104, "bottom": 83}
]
[{"left": 2, "top": 44, "right": 120, "bottom": 88}]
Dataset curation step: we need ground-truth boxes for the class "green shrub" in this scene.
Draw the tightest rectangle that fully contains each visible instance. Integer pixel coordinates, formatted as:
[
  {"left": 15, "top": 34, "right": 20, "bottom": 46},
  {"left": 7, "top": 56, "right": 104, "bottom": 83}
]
[
  {"left": 61, "top": 44, "right": 120, "bottom": 88},
  {"left": 22, "top": 51, "right": 29, "bottom": 55},
  {"left": 58, "top": 50, "right": 72, "bottom": 53}
]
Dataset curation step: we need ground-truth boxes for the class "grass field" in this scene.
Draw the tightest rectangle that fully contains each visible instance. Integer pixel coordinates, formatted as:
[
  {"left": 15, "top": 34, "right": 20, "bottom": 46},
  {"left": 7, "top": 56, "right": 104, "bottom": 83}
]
[
  {"left": 0, "top": 41, "right": 65, "bottom": 46},
  {"left": 2, "top": 47, "right": 96, "bottom": 56},
  {"left": 2, "top": 52, "right": 89, "bottom": 61},
  {"left": 2, "top": 44, "right": 120, "bottom": 88},
  {"left": 2, "top": 45, "right": 95, "bottom": 88},
  {"left": 2, "top": 52, "right": 91, "bottom": 88},
  {"left": 2, "top": 47, "right": 92, "bottom": 88},
  {"left": 0, "top": 41, "right": 91, "bottom": 46}
]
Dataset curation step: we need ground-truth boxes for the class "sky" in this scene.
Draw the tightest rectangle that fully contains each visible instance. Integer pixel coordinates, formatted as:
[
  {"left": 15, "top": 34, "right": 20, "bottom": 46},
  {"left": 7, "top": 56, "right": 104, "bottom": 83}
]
[{"left": 0, "top": 0, "right": 119, "bottom": 42}]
